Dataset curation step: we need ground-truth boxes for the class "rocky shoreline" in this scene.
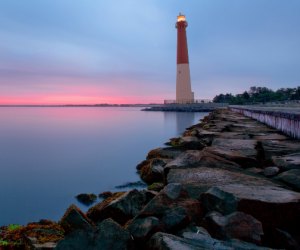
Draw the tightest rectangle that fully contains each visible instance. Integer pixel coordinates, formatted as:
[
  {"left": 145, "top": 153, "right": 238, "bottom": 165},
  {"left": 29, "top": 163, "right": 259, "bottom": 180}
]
[{"left": 2, "top": 108, "right": 300, "bottom": 249}]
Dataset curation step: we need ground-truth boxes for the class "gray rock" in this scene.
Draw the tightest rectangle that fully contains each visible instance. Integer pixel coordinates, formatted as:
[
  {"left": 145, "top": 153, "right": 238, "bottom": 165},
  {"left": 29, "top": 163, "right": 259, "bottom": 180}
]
[
  {"left": 161, "top": 206, "right": 189, "bottom": 232},
  {"left": 211, "top": 138, "right": 258, "bottom": 159},
  {"left": 163, "top": 183, "right": 183, "bottom": 200},
  {"left": 75, "top": 193, "right": 97, "bottom": 206},
  {"left": 201, "top": 187, "right": 238, "bottom": 215},
  {"left": 147, "top": 147, "right": 184, "bottom": 160},
  {"left": 272, "top": 153, "right": 300, "bottom": 170},
  {"left": 165, "top": 150, "right": 240, "bottom": 171},
  {"left": 275, "top": 169, "right": 300, "bottom": 190},
  {"left": 261, "top": 140, "right": 300, "bottom": 160},
  {"left": 203, "top": 146, "right": 259, "bottom": 168},
  {"left": 127, "top": 216, "right": 162, "bottom": 242},
  {"left": 56, "top": 218, "right": 130, "bottom": 250},
  {"left": 138, "top": 191, "right": 203, "bottom": 230},
  {"left": 203, "top": 211, "right": 264, "bottom": 244},
  {"left": 263, "top": 166, "right": 280, "bottom": 177},
  {"left": 138, "top": 158, "right": 168, "bottom": 184},
  {"left": 167, "top": 167, "right": 274, "bottom": 186},
  {"left": 147, "top": 232, "right": 272, "bottom": 250},
  {"left": 60, "top": 205, "right": 93, "bottom": 233},
  {"left": 87, "top": 189, "right": 155, "bottom": 225},
  {"left": 246, "top": 167, "right": 263, "bottom": 175}
]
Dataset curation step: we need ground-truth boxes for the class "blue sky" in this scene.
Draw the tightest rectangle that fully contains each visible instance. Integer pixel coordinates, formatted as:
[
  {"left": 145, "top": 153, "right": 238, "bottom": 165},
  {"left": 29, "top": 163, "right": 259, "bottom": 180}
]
[{"left": 0, "top": 0, "right": 299, "bottom": 103}]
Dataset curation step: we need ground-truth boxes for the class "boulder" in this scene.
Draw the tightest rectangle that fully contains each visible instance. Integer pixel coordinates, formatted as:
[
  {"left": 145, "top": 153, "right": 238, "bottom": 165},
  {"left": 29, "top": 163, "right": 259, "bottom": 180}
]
[
  {"left": 126, "top": 216, "right": 162, "bottom": 242},
  {"left": 263, "top": 166, "right": 280, "bottom": 177},
  {"left": 98, "top": 191, "right": 113, "bottom": 199},
  {"left": 214, "top": 184, "right": 300, "bottom": 230},
  {"left": 137, "top": 158, "right": 168, "bottom": 184},
  {"left": 167, "top": 167, "right": 274, "bottom": 186},
  {"left": 138, "top": 185, "right": 203, "bottom": 232},
  {"left": 275, "top": 169, "right": 300, "bottom": 191},
  {"left": 261, "top": 140, "right": 300, "bottom": 160},
  {"left": 211, "top": 139, "right": 258, "bottom": 159},
  {"left": 203, "top": 146, "right": 259, "bottom": 168},
  {"left": 252, "top": 133, "right": 288, "bottom": 141},
  {"left": 200, "top": 187, "right": 238, "bottom": 215},
  {"left": 272, "top": 153, "right": 300, "bottom": 170},
  {"left": 203, "top": 211, "right": 263, "bottom": 244},
  {"left": 60, "top": 205, "right": 93, "bottom": 233},
  {"left": 75, "top": 193, "right": 97, "bottom": 206},
  {"left": 147, "top": 147, "right": 184, "bottom": 160},
  {"left": 167, "top": 167, "right": 300, "bottom": 230},
  {"left": 172, "top": 136, "right": 206, "bottom": 150},
  {"left": 146, "top": 232, "right": 272, "bottom": 250},
  {"left": 165, "top": 150, "right": 240, "bottom": 172},
  {"left": 56, "top": 218, "right": 131, "bottom": 250},
  {"left": 87, "top": 189, "right": 155, "bottom": 225}
]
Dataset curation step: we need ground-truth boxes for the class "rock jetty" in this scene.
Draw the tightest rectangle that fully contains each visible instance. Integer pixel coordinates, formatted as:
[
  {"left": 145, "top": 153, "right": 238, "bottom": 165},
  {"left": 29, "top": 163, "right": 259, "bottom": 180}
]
[{"left": 2, "top": 108, "right": 300, "bottom": 249}]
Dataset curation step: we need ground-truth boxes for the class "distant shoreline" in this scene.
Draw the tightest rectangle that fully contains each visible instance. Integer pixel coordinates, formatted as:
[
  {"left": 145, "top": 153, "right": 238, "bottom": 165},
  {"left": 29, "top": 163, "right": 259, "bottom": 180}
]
[{"left": 0, "top": 104, "right": 158, "bottom": 108}]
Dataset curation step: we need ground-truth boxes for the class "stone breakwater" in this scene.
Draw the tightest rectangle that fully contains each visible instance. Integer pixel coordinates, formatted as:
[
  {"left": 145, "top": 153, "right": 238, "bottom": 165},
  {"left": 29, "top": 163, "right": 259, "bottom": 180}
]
[{"left": 2, "top": 108, "right": 300, "bottom": 249}]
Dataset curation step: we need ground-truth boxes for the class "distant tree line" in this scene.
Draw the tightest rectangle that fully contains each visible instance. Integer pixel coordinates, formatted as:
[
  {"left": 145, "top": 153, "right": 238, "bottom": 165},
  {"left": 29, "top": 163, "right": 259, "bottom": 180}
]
[{"left": 213, "top": 86, "right": 300, "bottom": 104}]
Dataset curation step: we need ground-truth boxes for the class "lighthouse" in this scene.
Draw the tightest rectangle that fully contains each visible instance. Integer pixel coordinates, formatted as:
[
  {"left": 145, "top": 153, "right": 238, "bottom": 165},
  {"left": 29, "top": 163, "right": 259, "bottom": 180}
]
[{"left": 176, "top": 13, "right": 194, "bottom": 103}]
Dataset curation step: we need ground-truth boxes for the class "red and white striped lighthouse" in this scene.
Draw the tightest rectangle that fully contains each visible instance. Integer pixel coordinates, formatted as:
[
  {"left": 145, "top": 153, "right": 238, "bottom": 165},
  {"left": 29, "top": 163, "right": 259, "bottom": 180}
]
[{"left": 176, "top": 13, "right": 194, "bottom": 103}]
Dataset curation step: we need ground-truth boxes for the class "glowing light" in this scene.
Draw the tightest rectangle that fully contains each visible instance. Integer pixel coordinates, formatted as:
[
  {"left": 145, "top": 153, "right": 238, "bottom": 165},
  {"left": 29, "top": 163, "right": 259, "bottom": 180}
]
[{"left": 177, "top": 13, "right": 186, "bottom": 22}]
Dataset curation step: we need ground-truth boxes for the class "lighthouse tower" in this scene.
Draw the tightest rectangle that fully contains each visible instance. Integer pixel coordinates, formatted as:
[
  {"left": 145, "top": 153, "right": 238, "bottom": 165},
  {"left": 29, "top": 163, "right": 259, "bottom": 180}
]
[{"left": 176, "top": 13, "right": 194, "bottom": 103}]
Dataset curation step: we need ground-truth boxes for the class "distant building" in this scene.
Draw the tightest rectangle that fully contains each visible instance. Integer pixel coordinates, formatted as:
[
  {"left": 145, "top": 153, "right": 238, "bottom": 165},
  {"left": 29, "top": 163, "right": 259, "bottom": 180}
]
[{"left": 176, "top": 13, "right": 194, "bottom": 104}]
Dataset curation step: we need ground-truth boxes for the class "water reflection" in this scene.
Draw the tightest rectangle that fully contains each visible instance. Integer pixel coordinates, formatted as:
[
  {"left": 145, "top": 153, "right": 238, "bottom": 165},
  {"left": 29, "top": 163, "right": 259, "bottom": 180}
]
[{"left": 164, "top": 112, "right": 196, "bottom": 134}]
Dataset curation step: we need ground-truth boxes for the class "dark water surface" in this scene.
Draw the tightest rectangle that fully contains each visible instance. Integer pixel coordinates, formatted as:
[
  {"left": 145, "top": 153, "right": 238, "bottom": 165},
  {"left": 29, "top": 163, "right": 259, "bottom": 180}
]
[{"left": 0, "top": 107, "right": 208, "bottom": 225}]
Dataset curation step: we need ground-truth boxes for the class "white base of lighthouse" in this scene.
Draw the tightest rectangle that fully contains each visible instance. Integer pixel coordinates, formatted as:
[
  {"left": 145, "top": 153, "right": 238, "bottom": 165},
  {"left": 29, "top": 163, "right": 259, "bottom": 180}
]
[{"left": 176, "top": 63, "right": 194, "bottom": 103}]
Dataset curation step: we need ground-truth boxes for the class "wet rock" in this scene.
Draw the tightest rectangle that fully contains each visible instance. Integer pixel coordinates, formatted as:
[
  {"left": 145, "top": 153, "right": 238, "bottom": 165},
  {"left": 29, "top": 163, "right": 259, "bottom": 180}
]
[
  {"left": 115, "top": 180, "right": 147, "bottom": 189},
  {"left": 263, "top": 166, "right": 280, "bottom": 177},
  {"left": 75, "top": 193, "right": 97, "bottom": 206},
  {"left": 165, "top": 150, "right": 240, "bottom": 171},
  {"left": 98, "top": 191, "right": 113, "bottom": 199},
  {"left": 173, "top": 136, "right": 206, "bottom": 150},
  {"left": 126, "top": 216, "right": 162, "bottom": 242},
  {"left": 203, "top": 211, "right": 263, "bottom": 244},
  {"left": 275, "top": 169, "right": 300, "bottom": 190},
  {"left": 272, "top": 153, "right": 300, "bottom": 170},
  {"left": 201, "top": 187, "right": 238, "bottom": 215},
  {"left": 137, "top": 158, "right": 168, "bottom": 184},
  {"left": 147, "top": 147, "right": 184, "bottom": 160},
  {"left": 87, "top": 189, "right": 155, "bottom": 225},
  {"left": 148, "top": 182, "right": 165, "bottom": 192},
  {"left": 56, "top": 218, "right": 131, "bottom": 250},
  {"left": 60, "top": 205, "right": 93, "bottom": 233}
]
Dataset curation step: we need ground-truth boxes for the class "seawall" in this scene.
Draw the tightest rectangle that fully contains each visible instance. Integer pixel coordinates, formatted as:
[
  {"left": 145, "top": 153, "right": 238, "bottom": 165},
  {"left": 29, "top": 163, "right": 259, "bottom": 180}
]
[{"left": 230, "top": 105, "right": 300, "bottom": 139}]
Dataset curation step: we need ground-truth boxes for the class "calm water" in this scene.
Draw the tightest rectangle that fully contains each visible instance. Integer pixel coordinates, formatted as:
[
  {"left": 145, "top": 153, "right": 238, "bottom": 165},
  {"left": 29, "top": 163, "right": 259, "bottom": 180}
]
[{"left": 0, "top": 107, "right": 207, "bottom": 225}]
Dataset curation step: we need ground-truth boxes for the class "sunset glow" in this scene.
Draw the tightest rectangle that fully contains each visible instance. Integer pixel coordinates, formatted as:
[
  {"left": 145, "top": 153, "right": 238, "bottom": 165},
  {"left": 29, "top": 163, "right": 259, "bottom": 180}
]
[{"left": 0, "top": 1, "right": 299, "bottom": 104}]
